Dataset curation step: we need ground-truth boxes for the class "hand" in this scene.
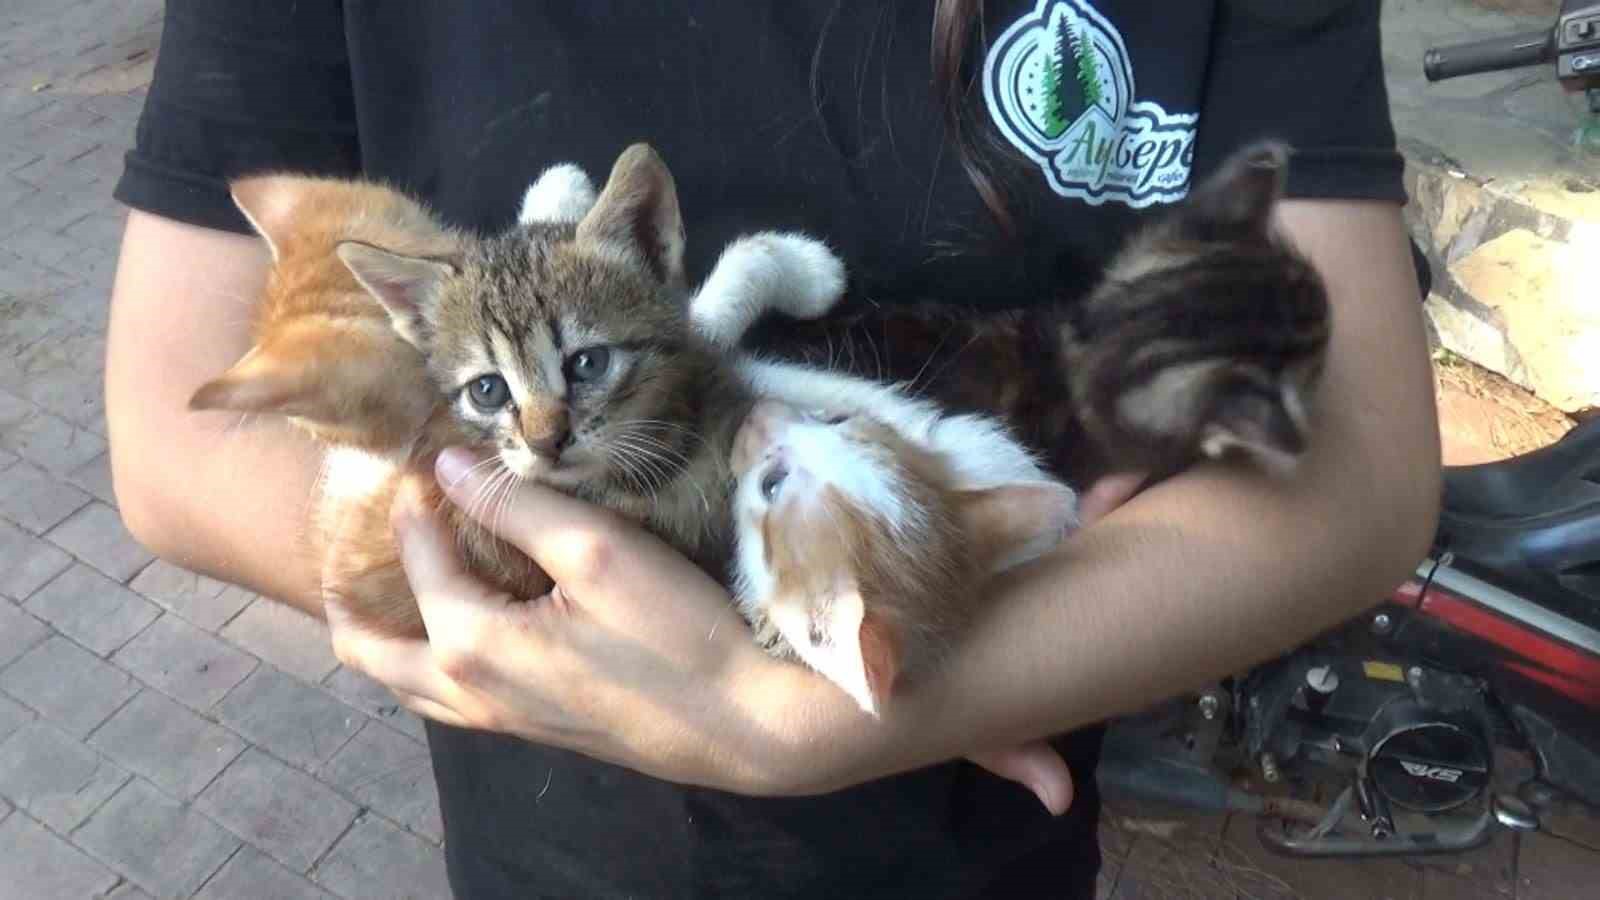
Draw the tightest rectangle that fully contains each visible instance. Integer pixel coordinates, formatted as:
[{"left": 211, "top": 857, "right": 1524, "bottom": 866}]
[
  {"left": 959, "top": 470, "right": 1149, "bottom": 816},
  {"left": 324, "top": 448, "right": 796, "bottom": 793}
]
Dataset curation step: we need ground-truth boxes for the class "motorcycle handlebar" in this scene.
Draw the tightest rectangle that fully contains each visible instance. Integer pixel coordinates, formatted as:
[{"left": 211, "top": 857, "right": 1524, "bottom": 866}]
[{"left": 1424, "top": 29, "right": 1556, "bottom": 81}]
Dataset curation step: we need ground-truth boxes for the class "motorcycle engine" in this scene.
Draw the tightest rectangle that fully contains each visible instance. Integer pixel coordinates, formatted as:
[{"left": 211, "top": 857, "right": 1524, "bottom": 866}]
[{"left": 1247, "top": 656, "right": 1493, "bottom": 813}]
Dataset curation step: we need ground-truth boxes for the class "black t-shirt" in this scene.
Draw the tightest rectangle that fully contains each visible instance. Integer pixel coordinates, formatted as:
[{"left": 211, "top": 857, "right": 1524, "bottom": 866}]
[{"left": 116, "top": 2, "right": 1404, "bottom": 897}]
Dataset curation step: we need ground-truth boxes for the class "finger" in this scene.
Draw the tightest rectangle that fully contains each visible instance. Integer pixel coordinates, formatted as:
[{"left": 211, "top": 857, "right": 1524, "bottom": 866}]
[
  {"left": 435, "top": 446, "right": 681, "bottom": 589},
  {"left": 388, "top": 687, "right": 475, "bottom": 730},
  {"left": 1077, "top": 471, "right": 1149, "bottom": 528},
  {"left": 392, "top": 477, "right": 513, "bottom": 635},
  {"left": 967, "top": 742, "right": 1075, "bottom": 816}
]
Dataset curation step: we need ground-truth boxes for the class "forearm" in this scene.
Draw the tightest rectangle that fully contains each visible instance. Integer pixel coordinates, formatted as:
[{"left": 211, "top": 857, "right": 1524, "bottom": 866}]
[
  {"left": 741, "top": 200, "right": 1442, "bottom": 793},
  {"left": 106, "top": 211, "right": 329, "bottom": 617}
]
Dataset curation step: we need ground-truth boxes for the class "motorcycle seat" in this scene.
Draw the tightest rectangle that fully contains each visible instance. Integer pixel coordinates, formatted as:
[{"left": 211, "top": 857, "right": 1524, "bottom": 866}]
[
  {"left": 1438, "top": 418, "right": 1600, "bottom": 606},
  {"left": 1441, "top": 418, "right": 1600, "bottom": 520}
]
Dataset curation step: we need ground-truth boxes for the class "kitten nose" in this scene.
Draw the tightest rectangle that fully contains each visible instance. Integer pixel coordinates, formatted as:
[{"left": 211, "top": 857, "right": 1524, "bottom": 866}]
[
  {"left": 526, "top": 426, "right": 571, "bottom": 460},
  {"left": 522, "top": 403, "right": 571, "bottom": 460}
]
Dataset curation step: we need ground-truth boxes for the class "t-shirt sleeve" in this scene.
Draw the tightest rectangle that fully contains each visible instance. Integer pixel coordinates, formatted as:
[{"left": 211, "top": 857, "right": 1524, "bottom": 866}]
[
  {"left": 113, "top": 0, "right": 362, "bottom": 235},
  {"left": 1192, "top": 0, "right": 1405, "bottom": 203}
]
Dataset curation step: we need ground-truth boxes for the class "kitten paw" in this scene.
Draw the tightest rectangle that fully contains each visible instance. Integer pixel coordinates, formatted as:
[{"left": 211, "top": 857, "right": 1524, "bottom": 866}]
[{"left": 518, "top": 163, "right": 598, "bottom": 225}]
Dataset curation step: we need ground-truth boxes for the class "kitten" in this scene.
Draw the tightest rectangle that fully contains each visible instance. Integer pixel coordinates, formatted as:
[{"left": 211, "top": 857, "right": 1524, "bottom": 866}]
[
  {"left": 193, "top": 147, "right": 752, "bottom": 637},
  {"left": 693, "top": 141, "right": 1331, "bottom": 713},
  {"left": 518, "top": 163, "right": 1080, "bottom": 714},
  {"left": 730, "top": 141, "right": 1328, "bottom": 488}
]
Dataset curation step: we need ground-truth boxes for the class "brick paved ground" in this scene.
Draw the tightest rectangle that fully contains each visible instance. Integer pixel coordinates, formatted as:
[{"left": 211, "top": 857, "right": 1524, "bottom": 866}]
[{"left": 0, "top": 1, "right": 1596, "bottom": 898}]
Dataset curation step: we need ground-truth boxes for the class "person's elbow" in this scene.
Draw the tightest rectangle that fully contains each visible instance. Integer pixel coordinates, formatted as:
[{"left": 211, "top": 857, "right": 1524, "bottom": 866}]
[
  {"left": 1346, "top": 415, "right": 1442, "bottom": 606},
  {"left": 107, "top": 403, "right": 195, "bottom": 565}
]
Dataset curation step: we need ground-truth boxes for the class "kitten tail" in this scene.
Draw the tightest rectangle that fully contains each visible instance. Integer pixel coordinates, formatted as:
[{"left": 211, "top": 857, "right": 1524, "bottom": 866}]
[
  {"left": 518, "top": 163, "right": 598, "bottom": 226},
  {"left": 690, "top": 233, "right": 847, "bottom": 348}
]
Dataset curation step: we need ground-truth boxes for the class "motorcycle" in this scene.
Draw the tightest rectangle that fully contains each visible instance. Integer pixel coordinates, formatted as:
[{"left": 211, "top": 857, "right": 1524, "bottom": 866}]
[{"left": 1095, "top": 1, "right": 1600, "bottom": 858}]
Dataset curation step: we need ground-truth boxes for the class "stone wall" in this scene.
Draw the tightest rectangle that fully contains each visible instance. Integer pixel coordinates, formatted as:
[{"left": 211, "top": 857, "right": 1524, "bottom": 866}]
[{"left": 1405, "top": 159, "right": 1599, "bottom": 417}]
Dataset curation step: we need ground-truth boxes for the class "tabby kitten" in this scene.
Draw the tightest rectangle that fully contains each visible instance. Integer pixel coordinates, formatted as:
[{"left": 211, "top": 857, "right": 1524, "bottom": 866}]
[{"left": 193, "top": 146, "right": 751, "bottom": 637}]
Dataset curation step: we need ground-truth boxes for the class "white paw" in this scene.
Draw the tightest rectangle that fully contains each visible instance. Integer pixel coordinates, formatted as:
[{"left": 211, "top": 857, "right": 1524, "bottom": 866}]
[
  {"left": 518, "top": 163, "right": 597, "bottom": 225},
  {"left": 761, "top": 233, "right": 845, "bottom": 320}
]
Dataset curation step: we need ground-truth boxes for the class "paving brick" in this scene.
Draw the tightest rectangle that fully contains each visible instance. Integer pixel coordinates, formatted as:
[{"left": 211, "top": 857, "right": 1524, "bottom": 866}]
[
  {"left": 195, "top": 847, "right": 333, "bottom": 900},
  {"left": 89, "top": 689, "right": 245, "bottom": 800},
  {"left": 0, "top": 296, "right": 71, "bottom": 366},
  {"left": 24, "top": 563, "right": 157, "bottom": 655},
  {"left": 0, "top": 405, "right": 106, "bottom": 475},
  {"left": 46, "top": 502, "right": 151, "bottom": 582},
  {"left": 64, "top": 452, "right": 116, "bottom": 506},
  {"left": 7, "top": 321, "right": 108, "bottom": 432},
  {"left": 0, "top": 692, "right": 33, "bottom": 744},
  {"left": 48, "top": 280, "right": 115, "bottom": 329},
  {"left": 3, "top": 221, "right": 83, "bottom": 269},
  {"left": 0, "top": 405, "right": 104, "bottom": 474},
  {"left": 0, "top": 597, "right": 51, "bottom": 668},
  {"left": 0, "top": 812, "right": 120, "bottom": 899},
  {"left": 321, "top": 665, "right": 427, "bottom": 742},
  {"left": 320, "top": 720, "right": 441, "bottom": 842},
  {"left": 103, "top": 880, "right": 155, "bottom": 900},
  {"left": 0, "top": 460, "right": 90, "bottom": 534},
  {"left": 0, "top": 636, "right": 135, "bottom": 738},
  {"left": 112, "top": 614, "right": 256, "bottom": 711},
  {"left": 0, "top": 516, "right": 73, "bottom": 600},
  {"left": 313, "top": 814, "right": 451, "bottom": 900},
  {"left": 75, "top": 779, "right": 240, "bottom": 899},
  {"left": 213, "top": 668, "right": 361, "bottom": 768},
  {"left": 128, "top": 559, "right": 249, "bottom": 632},
  {"left": 220, "top": 597, "right": 340, "bottom": 685},
  {"left": 0, "top": 720, "right": 129, "bottom": 831},
  {"left": 198, "top": 748, "right": 359, "bottom": 873}
]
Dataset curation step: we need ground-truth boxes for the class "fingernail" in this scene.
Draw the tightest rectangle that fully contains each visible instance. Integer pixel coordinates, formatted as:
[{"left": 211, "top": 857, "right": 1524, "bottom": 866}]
[
  {"left": 1030, "top": 781, "right": 1062, "bottom": 817},
  {"left": 436, "top": 447, "right": 476, "bottom": 490}
]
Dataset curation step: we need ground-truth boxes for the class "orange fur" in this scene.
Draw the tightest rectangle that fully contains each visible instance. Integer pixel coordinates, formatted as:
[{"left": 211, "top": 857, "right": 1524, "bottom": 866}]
[{"left": 194, "top": 176, "right": 549, "bottom": 638}]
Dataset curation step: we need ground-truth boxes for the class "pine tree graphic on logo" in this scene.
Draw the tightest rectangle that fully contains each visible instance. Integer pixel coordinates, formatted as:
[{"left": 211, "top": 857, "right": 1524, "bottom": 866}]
[{"left": 1032, "top": 9, "right": 1103, "bottom": 139}]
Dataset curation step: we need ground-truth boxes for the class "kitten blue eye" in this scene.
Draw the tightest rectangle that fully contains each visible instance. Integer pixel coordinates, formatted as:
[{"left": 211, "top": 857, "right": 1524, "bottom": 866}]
[
  {"left": 567, "top": 347, "right": 612, "bottom": 383},
  {"left": 760, "top": 464, "right": 788, "bottom": 501},
  {"left": 466, "top": 374, "right": 510, "bottom": 413}
]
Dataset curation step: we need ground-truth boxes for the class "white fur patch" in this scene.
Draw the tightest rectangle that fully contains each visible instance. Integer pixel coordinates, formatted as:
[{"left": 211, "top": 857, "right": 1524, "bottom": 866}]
[
  {"left": 320, "top": 446, "right": 397, "bottom": 506},
  {"left": 734, "top": 358, "right": 1057, "bottom": 491},
  {"left": 518, "top": 163, "right": 598, "bottom": 226},
  {"left": 690, "top": 233, "right": 846, "bottom": 347}
]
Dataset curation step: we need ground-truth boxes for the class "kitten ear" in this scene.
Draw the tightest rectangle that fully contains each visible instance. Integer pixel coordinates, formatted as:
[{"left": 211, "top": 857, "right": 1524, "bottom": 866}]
[
  {"left": 1178, "top": 140, "right": 1289, "bottom": 239},
  {"left": 189, "top": 330, "right": 366, "bottom": 419},
  {"left": 771, "top": 591, "right": 899, "bottom": 717},
  {"left": 190, "top": 324, "right": 432, "bottom": 446},
  {"left": 1199, "top": 367, "right": 1312, "bottom": 473},
  {"left": 575, "top": 143, "right": 686, "bottom": 289},
  {"left": 230, "top": 174, "right": 306, "bottom": 262},
  {"left": 336, "top": 241, "right": 456, "bottom": 348},
  {"left": 954, "top": 482, "right": 1079, "bottom": 574}
]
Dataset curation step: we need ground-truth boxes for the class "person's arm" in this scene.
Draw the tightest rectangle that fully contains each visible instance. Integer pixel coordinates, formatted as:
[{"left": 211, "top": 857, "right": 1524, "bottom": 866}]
[
  {"left": 106, "top": 211, "right": 329, "bottom": 616},
  {"left": 326, "top": 197, "right": 1439, "bottom": 796},
  {"left": 762, "top": 197, "right": 1442, "bottom": 790}
]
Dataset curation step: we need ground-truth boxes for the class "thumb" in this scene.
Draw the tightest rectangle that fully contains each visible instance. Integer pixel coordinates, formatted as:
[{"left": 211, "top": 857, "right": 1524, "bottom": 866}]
[{"left": 968, "top": 742, "right": 1075, "bottom": 816}]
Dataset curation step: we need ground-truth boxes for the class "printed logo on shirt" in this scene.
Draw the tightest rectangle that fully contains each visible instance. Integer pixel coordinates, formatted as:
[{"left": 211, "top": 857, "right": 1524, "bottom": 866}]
[{"left": 984, "top": 0, "right": 1198, "bottom": 208}]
